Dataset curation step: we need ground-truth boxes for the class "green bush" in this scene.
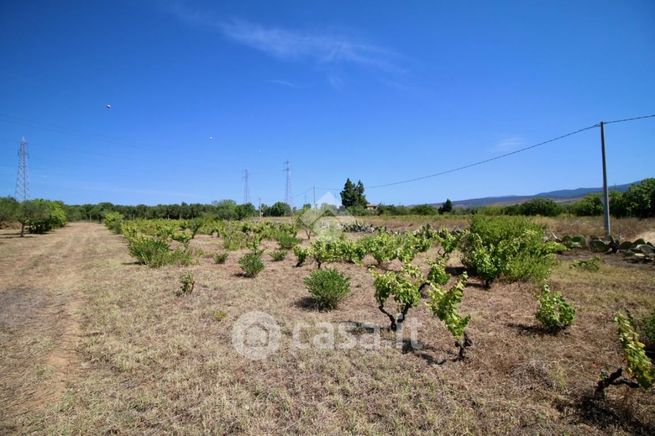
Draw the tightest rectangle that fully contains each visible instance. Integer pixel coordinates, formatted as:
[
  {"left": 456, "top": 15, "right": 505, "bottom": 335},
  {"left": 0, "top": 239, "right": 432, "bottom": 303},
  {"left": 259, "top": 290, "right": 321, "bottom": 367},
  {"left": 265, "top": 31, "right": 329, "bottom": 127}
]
[
  {"left": 614, "top": 312, "right": 654, "bottom": 388},
  {"left": 461, "top": 216, "right": 557, "bottom": 287},
  {"left": 426, "top": 273, "right": 471, "bottom": 358},
  {"left": 16, "top": 199, "right": 67, "bottom": 236},
  {"left": 177, "top": 272, "right": 195, "bottom": 296},
  {"left": 127, "top": 235, "right": 192, "bottom": 268},
  {"left": 535, "top": 284, "right": 575, "bottom": 333},
  {"left": 304, "top": 268, "right": 351, "bottom": 310},
  {"left": 427, "top": 260, "right": 449, "bottom": 286},
  {"left": 104, "top": 211, "right": 124, "bottom": 234},
  {"left": 643, "top": 309, "right": 655, "bottom": 344},
  {"left": 571, "top": 195, "right": 603, "bottom": 216},
  {"left": 213, "top": 252, "right": 228, "bottom": 264},
  {"left": 223, "top": 230, "right": 246, "bottom": 251},
  {"left": 0, "top": 197, "right": 19, "bottom": 224},
  {"left": 239, "top": 252, "right": 264, "bottom": 277},
  {"left": 270, "top": 249, "right": 287, "bottom": 261},
  {"left": 622, "top": 178, "right": 655, "bottom": 218},
  {"left": 372, "top": 263, "right": 423, "bottom": 330},
  {"left": 570, "top": 257, "right": 602, "bottom": 272},
  {"left": 276, "top": 232, "right": 300, "bottom": 249},
  {"left": 293, "top": 246, "right": 310, "bottom": 266},
  {"left": 515, "top": 197, "right": 563, "bottom": 217}
]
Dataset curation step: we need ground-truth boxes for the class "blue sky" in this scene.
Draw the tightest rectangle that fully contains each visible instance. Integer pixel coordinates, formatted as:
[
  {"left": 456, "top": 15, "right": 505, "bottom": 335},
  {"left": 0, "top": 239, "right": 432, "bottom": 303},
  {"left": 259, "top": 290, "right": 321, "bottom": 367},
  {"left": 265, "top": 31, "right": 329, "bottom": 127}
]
[{"left": 1, "top": 0, "right": 654, "bottom": 206}]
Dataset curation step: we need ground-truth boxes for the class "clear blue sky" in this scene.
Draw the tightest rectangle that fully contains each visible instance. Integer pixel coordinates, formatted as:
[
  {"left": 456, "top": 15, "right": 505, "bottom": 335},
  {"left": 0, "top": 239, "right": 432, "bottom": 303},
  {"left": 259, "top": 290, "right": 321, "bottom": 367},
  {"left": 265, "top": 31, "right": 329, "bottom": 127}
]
[{"left": 1, "top": 0, "right": 654, "bottom": 206}]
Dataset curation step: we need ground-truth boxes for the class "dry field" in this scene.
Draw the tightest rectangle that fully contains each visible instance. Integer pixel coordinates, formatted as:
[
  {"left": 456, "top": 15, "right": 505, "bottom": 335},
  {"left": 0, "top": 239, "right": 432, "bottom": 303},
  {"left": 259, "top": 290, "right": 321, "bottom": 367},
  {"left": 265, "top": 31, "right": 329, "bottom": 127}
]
[{"left": 1, "top": 221, "right": 655, "bottom": 434}]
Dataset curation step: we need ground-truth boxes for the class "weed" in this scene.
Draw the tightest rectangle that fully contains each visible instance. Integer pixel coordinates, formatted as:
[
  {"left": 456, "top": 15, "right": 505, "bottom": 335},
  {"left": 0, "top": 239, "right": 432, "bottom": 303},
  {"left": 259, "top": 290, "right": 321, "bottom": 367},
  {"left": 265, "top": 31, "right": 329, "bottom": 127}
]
[
  {"left": 239, "top": 252, "right": 264, "bottom": 278},
  {"left": 177, "top": 272, "right": 195, "bottom": 296},
  {"left": 304, "top": 268, "right": 351, "bottom": 310}
]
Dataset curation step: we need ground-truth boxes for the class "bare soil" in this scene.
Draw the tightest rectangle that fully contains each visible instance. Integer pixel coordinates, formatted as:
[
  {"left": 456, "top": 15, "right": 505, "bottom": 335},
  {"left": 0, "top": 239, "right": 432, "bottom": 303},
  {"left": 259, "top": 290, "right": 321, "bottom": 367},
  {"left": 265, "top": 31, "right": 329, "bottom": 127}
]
[{"left": 1, "top": 221, "right": 654, "bottom": 434}]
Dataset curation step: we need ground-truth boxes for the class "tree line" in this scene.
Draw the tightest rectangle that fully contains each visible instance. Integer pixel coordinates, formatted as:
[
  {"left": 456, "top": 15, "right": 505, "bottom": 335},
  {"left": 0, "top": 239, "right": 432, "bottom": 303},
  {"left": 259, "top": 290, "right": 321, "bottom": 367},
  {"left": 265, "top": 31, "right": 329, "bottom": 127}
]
[{"left": 1, "top": 178, "right": 653, "bottom": 233}]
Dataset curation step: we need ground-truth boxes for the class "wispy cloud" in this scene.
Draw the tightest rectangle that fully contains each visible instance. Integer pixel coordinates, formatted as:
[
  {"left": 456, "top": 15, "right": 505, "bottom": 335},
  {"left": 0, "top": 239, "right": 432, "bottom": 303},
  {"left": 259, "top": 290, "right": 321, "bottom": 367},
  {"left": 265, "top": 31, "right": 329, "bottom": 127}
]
[
  {"left": 165, "top": 2, "right": 405, "bottom": 90},
  {"left": 266, "top": 79, "right": 303, "bottom": 88},
  {"left": 493, "top": 136, "right": 525, "bottom": 153},
  {"left": 218, "top": 19, "right": 401, "bottom": 73}
]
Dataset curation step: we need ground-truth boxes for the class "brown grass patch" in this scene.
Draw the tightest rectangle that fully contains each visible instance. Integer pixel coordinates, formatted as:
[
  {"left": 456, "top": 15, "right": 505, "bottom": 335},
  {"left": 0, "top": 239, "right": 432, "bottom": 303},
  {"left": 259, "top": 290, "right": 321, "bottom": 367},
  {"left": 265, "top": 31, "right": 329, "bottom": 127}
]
[{"left": 1, "top": 222, "right": 654, "bottom": 434}]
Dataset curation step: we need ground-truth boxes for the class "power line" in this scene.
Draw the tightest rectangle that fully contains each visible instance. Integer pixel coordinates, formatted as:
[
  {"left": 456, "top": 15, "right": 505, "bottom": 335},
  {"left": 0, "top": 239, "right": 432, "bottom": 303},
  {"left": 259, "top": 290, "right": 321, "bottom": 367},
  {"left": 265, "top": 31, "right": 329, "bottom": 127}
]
[
  {"left": 604, "top": 113, "right": 655, "bottom": 125},
  {"left": 367, "top": 124, "right": 600, "bottom": 189}
]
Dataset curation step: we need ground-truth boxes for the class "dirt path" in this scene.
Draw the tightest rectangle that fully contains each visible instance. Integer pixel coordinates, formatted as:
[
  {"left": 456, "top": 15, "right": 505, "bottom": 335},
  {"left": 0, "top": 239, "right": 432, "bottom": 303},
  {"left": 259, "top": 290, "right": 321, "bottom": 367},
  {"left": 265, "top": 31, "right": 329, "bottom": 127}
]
[{"left": 0, "top": 223, "right": 114, "bottom": 431}]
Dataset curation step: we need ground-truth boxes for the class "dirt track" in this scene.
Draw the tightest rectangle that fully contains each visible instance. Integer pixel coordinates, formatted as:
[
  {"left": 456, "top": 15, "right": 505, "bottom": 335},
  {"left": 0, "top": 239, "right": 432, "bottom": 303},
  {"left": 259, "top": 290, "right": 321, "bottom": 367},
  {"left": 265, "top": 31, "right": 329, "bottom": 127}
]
[{"left": 0, "top": 223, "right": 110, "bottom": 431}]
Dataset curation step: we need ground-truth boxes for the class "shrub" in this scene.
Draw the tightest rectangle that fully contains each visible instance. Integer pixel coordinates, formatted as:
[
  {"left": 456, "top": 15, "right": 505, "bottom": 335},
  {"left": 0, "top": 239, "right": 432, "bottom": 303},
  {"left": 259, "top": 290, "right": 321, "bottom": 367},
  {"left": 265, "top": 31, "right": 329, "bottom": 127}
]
[
  {"left": 644, "top": 309, "right": 655, "bottom": 344},
  {"left": 266, "top": 201, "right": 292, "bottom": 217},
  {"left": 361, "top": 231, "right": 401, "bottom": 266},
  {"left": 213, "top": 252, "right": 228, "bottom": 264},
  {"left": 514, "top": 197, "right": 563, "bottom": 217},
  {"left": 570, "top": 257, "right": 602, "bottom": 272},
  {"left": 276, "top": 232, "right": 300, "bottom": 249},
  {"left": 293, "top": 246, "right": 310, "bottom": 267},
  {"left": 426, "top": 273, "right": 471, "bottom": 359},
  {"left": 128, "top": 236, "right": 171, "bottom": 267},
  {"left": 571, "top": 195, "right": 603, "bottom": 216},
  {"left": 0, "top": 196, "right": 19, "bottom": 225},
  {"left": 535, "top": 284, "right": 575, "bottom": 333},
  {"left": 177, "top": 272, "right": 195, "bottom": 295},
  {"left": 596, "top": 312, "right": 655, "bottom": 397},
  {"left": 304, "top": 268, "right": 351, "bottom": 310},
  {"left": 239, "top": 252, "right": 264, "bottom": 277},
  {"left": 270, "top": 249, "right": 287, "bottom": 261},
  {"left": 212, "top": 310, "right": 227, "bottom": 321},
  {"left": 127, "top": 235, "right": 193, "bottom": 268},
  {"left": 104, "top": 211, "right": 124, "bottom": 234},
  {"left": 223, "top": 230, "right": 246, "bottom": 251},
  {"left": 372, "top": 263, "right": 423, "bottom": 330},
  {"left": 621, "top": 178, "right": 655, "bottom": 218},
  {"left": 461, "top": 216, "right": 557, "bottom": 287},
  {"left": 614, "top": 313, "right": 654, "bottom": 388},
  {"left": 427, "top": 260, "right": 449, "bottom": 286}
]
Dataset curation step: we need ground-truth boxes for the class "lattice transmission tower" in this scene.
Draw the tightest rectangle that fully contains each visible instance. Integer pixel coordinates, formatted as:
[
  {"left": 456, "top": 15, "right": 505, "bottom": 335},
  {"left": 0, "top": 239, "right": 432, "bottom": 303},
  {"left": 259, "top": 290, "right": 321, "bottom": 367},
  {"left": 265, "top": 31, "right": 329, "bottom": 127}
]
[
  {"left": 243, "top": 169, "right": 250, "bottom": 204},
  {"left": 283, "top": 160, "right": 292, "bottom": 207},
  {"left": 15, "top": 137, "right": 29, "bottom": 201}
]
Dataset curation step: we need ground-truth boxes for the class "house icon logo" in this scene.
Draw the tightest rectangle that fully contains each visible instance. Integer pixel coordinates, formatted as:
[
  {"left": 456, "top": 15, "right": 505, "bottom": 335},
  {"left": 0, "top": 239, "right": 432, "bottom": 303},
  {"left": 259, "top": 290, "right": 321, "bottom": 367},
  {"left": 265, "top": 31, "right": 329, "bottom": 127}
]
[{"left": 232, "top": 311, "right": 281, "bottom": 360}]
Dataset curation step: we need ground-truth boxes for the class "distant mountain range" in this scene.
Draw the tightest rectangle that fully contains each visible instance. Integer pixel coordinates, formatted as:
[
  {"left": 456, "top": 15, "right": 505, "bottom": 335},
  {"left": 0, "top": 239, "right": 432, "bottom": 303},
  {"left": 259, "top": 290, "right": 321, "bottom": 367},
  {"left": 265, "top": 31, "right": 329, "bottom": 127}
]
[{"left": 436, "top": 182, "right": 635, "bottom": 209}]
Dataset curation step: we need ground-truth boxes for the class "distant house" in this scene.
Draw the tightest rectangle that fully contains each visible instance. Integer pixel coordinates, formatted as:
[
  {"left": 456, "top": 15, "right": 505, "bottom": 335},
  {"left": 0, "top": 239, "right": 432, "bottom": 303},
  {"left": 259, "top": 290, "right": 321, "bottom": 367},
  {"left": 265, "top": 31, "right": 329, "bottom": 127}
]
[{"left": 366, "top": 203, "right": 379, "bottom": 211}]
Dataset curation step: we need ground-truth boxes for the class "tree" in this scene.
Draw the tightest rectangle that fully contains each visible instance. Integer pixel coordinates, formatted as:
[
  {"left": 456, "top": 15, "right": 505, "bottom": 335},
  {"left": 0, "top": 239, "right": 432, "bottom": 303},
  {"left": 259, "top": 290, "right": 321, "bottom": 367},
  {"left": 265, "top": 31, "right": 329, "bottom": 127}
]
[
  {"left": 16, "top": 199, "right": 67, "bottom": 237},
  {"left": 516, "top": 197, "right": 563, "bottom": 217},
  {"left": 438, "top": 199, "right": 453, "bottom": 214},
  {"left": 571, "top": 195, "right": 603, "bottom": 216},
  {"left": 410, "top": 204, "right": 438, "bottom": 215},
  {"left": 0, "top": 197, "right": 19, "bottom": 224},
  {"left": 213, "top": 200, "right": 238, "bottom": 220},
  {"left": 340, "top": 178, "right": 367, "bottom": 208},
  {"left": 236, "top": 203, "right": 257, "bottom": 220},
  {"left": 622, "top": 178, "right": 655, "bottom": 218},
  {"left": 267, "top": 202, "right": 292, "bottom": 217}
]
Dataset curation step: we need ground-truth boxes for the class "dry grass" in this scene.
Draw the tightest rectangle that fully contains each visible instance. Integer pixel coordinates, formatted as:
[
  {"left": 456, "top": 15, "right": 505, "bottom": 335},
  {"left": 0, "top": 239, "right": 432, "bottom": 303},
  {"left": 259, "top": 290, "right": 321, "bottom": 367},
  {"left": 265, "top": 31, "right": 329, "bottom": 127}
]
[{"left": 1, "top": 222, "right": 654, "bottom": 434}]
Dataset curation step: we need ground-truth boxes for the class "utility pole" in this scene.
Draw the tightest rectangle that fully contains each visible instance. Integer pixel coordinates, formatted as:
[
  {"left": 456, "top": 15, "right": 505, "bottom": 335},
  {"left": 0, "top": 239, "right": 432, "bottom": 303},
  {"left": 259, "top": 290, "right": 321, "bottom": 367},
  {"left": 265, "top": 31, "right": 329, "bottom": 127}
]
[
  {"left": 284, "top": 160, "right": 292, "bottom": 207},
  {"left": 599, "top": 121, "right": 611, "bottom": 238},
  {"left": 15, "top": 137, "right": 29, "bottom": 201},
  {"left": 243, "top": 169, "right": 250, "bottom": 204}
]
